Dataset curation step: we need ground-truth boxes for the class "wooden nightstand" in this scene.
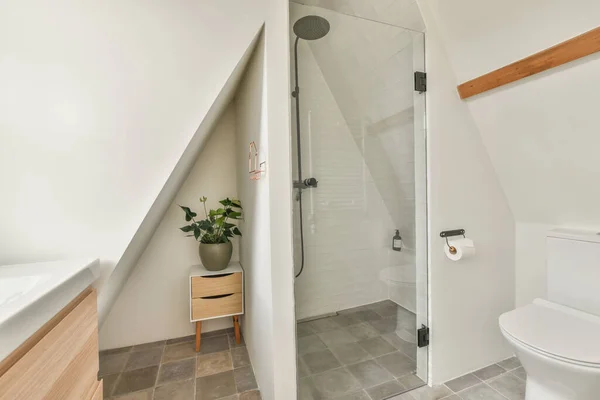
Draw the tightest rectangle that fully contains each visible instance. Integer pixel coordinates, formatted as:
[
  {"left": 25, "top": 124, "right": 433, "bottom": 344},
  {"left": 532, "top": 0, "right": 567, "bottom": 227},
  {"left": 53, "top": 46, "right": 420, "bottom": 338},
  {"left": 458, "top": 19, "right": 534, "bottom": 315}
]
[{"left": 189, "top": 262, "right": 244, "bottom": 352}]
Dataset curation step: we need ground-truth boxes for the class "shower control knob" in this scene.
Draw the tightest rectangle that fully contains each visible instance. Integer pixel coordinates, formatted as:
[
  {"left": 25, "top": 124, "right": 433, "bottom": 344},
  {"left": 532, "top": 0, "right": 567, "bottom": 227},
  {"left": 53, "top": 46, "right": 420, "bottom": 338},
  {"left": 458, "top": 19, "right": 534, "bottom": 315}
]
[{"left": 304, "top": 178, "right": 318, "bottom": 188}]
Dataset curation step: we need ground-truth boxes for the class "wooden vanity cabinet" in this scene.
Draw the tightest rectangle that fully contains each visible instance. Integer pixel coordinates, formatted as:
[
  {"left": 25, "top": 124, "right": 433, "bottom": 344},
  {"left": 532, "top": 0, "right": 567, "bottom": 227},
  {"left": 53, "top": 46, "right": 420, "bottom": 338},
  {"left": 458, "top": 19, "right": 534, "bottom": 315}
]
[{"left": 0, "top": 287, "right": 101, "bottom": 400}]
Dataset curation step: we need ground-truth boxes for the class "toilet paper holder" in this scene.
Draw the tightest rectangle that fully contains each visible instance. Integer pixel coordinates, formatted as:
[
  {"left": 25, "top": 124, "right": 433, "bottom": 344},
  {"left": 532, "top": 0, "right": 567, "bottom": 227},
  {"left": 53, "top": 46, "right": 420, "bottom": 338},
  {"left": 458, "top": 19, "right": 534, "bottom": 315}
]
[{"left": 440, "top": 229, "right": 466, "bottom": 255}]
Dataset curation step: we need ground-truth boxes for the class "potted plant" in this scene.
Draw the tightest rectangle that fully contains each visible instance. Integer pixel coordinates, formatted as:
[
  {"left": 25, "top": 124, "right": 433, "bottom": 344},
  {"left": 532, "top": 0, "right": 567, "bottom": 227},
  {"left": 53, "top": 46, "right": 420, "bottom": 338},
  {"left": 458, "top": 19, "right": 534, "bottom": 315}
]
[{"left": 179, "top": 196, "right": 242, "bottom": 271}]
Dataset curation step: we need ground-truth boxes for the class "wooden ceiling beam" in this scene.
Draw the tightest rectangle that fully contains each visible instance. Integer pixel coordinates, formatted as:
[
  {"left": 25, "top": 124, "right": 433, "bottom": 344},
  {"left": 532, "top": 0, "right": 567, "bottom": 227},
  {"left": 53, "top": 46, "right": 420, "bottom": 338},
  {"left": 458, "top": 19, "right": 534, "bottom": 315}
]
[{"left": 457, "top": 26, "right": 600, "bottom": 100}]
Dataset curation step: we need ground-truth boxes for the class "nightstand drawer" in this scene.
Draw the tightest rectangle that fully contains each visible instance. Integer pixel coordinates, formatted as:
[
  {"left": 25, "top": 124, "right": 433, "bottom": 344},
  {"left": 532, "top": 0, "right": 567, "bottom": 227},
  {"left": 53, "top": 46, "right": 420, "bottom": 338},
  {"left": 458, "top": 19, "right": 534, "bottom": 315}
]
[
  {"left": 191, "top": 293, "right": 243, "bottom": 320},
  {"left": 191, "top": 273, "right": 242, "bottom": 298}
]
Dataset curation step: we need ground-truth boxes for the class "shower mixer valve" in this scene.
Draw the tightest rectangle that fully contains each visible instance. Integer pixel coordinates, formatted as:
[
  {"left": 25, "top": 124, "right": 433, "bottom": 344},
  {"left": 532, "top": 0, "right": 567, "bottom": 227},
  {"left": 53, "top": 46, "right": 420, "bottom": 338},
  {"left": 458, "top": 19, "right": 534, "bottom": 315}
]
[{"left": 293, "top": 177, "right": 318, "bottom": 189}]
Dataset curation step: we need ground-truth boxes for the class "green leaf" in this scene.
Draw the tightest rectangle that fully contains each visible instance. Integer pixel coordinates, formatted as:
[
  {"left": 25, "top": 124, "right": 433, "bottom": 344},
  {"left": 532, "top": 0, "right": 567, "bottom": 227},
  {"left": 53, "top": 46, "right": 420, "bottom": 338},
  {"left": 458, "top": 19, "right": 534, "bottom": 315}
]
[
  {"left": 194, "top": 227, "right": 201, "bottom": 240},
  {"left": 227, "top": 211, "right": 242, "bottom": 219},
  {"left": 198, "top": 220, "right": 212, "bottom": 230},
  {"left": 232, "top": 227, "right": 242, "bottom": 236},
  {"left": 179, "top": 205, "right": 197, "bottom": 221},
  {"left": 231, "top": 199, "right": 242, "bottom": 209},
  {"left": 180, "top": 225, "right": 194, "bottom": 233}
]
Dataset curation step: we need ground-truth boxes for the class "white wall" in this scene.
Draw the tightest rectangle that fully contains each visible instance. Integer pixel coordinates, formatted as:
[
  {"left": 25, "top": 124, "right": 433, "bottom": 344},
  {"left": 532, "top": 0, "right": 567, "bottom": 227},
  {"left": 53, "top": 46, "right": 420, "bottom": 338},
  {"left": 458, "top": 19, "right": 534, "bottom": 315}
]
[
  {"left": 422, "top": 0, "right": 600, "bottom": 308},
  {"left": 0, "top": 0, "right": 263, "bottom": 321},
  {"left": 416, "top": 0, "right": 516, "bottom": 384},
  {"left": 263, "top": 0, "right": 298, "bottom": 397},
  {"left": 234, "top": 35, "right": 276, "bottom": 400},
  {"left": 99, "top": 105, "right": 238, "bottom": 349}
]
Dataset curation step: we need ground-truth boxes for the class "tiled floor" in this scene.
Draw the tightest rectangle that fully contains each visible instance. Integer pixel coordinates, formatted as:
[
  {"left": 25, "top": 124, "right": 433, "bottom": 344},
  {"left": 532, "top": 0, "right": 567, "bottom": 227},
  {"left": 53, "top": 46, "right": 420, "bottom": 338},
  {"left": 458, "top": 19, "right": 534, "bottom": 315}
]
[
  {"left": 387, "top": 356, "right": 525, "bottom": 400},
  {"left": 99, "top": 328, "right": 261, "bottom": 400},
  {"left": 297, "top": 300, "right": 426, "bottom": 400}
]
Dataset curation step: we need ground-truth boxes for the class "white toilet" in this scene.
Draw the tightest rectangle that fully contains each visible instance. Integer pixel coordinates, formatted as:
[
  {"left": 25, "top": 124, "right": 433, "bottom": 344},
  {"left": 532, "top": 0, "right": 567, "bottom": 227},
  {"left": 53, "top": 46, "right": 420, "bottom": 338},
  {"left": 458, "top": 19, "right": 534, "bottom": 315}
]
[{"left": 499, "top": 229, "right": 600, "bottom": 400}]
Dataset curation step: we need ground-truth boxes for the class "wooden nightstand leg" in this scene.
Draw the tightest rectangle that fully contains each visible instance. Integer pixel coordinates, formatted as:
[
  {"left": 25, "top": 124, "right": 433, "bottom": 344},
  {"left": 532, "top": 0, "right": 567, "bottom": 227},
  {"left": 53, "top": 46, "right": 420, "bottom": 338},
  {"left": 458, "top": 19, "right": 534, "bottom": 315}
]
[
  {"left": 233, "top": 316, "right": 241, "bottom": 344},
  {"left": 195, "top": 321, "right": 202, "bottom": 352}
]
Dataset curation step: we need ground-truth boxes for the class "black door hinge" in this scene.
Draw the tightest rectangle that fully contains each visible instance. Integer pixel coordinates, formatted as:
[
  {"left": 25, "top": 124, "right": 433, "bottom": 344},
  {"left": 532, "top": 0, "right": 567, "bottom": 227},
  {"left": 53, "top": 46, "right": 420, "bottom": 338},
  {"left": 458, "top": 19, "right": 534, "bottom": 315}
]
[
  {"left": 414, "top": 71, "right": 427, "bottom": 93},
  {"left": 417, "top": 324, "right": 429, "bottom": 347}
]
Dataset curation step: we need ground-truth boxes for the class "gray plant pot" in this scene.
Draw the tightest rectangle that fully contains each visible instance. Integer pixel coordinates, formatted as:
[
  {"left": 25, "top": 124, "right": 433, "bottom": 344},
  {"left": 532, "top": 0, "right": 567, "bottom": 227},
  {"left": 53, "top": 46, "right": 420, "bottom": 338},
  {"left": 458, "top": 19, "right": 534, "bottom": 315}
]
[{"left": 199, "top": 242, "right": 233, "bottom": 271}]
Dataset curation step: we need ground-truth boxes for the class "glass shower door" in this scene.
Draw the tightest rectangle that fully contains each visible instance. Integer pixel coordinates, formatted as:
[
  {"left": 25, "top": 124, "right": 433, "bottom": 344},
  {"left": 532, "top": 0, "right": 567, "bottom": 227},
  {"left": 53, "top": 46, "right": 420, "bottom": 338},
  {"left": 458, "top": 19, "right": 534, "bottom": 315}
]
[{"left": 290, "top": 2, "right": 428, "bottom": 397}]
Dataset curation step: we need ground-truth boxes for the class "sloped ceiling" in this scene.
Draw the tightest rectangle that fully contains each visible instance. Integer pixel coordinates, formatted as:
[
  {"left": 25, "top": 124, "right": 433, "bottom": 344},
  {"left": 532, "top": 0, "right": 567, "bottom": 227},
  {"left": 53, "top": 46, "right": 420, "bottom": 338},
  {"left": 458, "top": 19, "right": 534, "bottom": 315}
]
[
  {"left": 423, "top": 0, "right": 600, "bottom": 227},
  {"left": 0, "top": 0, "right": 264, "bottom": 321}
]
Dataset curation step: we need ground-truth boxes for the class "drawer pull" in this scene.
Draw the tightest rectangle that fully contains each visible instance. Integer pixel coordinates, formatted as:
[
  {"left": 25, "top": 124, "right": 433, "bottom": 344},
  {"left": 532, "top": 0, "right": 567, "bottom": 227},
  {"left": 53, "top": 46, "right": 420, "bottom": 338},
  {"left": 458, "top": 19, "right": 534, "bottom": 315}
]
[
  {"left": 202, "top": 293, "right": 234, "bottom": 300},
  {"left": 203, "top": 273, "right": 233, "bottom": 278}
]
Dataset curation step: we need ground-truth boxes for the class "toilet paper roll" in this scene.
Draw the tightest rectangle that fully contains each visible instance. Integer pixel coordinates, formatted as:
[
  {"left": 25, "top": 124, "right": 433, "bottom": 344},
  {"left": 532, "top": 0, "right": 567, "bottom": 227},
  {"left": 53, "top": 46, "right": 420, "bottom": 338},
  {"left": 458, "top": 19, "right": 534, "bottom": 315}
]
[{"left": 444, "top": 238, "right": 475, "bottom": 261}]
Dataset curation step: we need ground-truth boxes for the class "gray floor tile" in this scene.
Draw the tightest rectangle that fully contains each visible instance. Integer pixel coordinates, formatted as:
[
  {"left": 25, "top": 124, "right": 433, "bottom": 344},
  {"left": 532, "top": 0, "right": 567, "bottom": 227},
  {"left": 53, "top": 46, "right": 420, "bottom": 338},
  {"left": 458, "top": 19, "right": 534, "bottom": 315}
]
[
  {"left": 233, "top": 365, "right": 258, "bottom": 392},
  {"left": 204, "top": 328, "right": 233, "bottom": 338},
  {"left": 112, "top": 389, "right": 153, "bottom": 399},
  {"left": 200, "top": 335, "right": 230, "bottom": 355},
  {"left": 400, "top": 384, "right": 452, "bottom": 400},
  {"left": 131, "top": 340, "right": 166, "bottom": 352},
  {"left": 218, "top": 395, "right": 240, "bottom": 400},
  {"left": 458, "top": 383, "right": 507, "bottom": 400},
  {"left": 100, "top": 346, "right": 132, "bottom": 356},
  {"left": 298, "top": 335, "right": 327, "bottom": 355},
  {"left": 497, "top": 357, "right": 521, "bottom": 371},
  {"left": 166, "top": 335, "right": 196, "bottom": 345},
  {"left": 381, "top": 333, "right": 417, "bottom": 360},
  {"left": 113, "top": 366, "right": 159, "bottom": 396},
  {"left": 371, "top": 301, "right": 400, "bottom": 318},
  {"left": 298, "top": 357, "right": 311, "bottom": 378},
  {"left": 228, "top": 332, "right": 245, "bottom": 349},
  {"left": 157, "top": 357, "right": 195, "bottom": 385},
  {"left": 366, "top": 380, "right": 404, "bottom": 400},
  {"left": 196, "top": 370, "right": 237, "bottom": 400},
  {"left": 438, "top": 396, "right": 460, "bottom": 400},
  {"left": 298, "top": 322, "right": 317, "bottom": 338},
  {"left": 358, "top": 337, "right": 396, "bottom": 357},
  {"left": 330, "top": 314, "right": 362, "bottom": 327},
  {"left": 99, "top": 352, "right": 130, "bottom": 377},
  {"left": 445, "top": 373, "right": 481, "bottom": 392},
  {"left": 154, "top": 378, "right": 195, "bottom": 400},
  {"left": 124, "top": 348, "right": 163, "bottom": 371},
  {"left": 196, "top": 351, "right": 233, "bottom": 378},
  {"left": 511, "top": 367, "right": 526, "bottom": 381},
  {"left": 346, "top": 323, "right": 381, "bottom": 341},
  {"left": 331, "top": 390, "right": 370, "bottom": 400},
  {"left": 299, "top": 377, "right": 321, "bottom": 400},
  {"left": 488, "top": 373, "right": 526, "bottom": 400},
  {"left": 473, "top": 364, "right": 506, "bottom": 381},
  {"left": 162, "top": 341, "right": 197, "bottom": 363},
  {"left": 101, "top": 373, "right": 119, "bottom": 398},
  {"left": 347, "top": 310, "right": 383, "bottom": 322},
  {"left": 368, "top": 319, "right": 399, "bottom": 335},
  {"left": 318, "top": 329, "right": 358, "bottom": 347},
  {"left": 338, "top": 304, "right": 373, "bottom": 315},
  {"left": 375, "top": 351, "right": 416, "bottom": 378},
  {"left": 310, "top": 317, "right": 341, "bottom": 333},
  {"left": 396, "top": 374, "right": 425, "bottom": 391},
  {"left": 329, "top": 342, "right": 371, "bottom": 365},
  {"left": 347, "top": 360, "right": 394, "bottom": 388},
  {"left": 312, "top": 368, "right": 361, "bottom": 398},
  {"left": 239, "top": 390, "right": 262, "bottom": 400},
  {"left": 303, "top": 349, "right": 342, "bottom": 374},
  {"left": 232, "top": 347, "right": 251, "bottom": 369}
]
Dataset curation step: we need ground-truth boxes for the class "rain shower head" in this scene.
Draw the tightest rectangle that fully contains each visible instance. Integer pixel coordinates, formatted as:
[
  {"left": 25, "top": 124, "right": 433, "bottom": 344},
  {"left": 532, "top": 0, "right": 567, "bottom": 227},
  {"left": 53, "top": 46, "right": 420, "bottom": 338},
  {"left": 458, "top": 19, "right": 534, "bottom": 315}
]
[{"left": 293, "top": 15, "right": 330, "bottom": 40}]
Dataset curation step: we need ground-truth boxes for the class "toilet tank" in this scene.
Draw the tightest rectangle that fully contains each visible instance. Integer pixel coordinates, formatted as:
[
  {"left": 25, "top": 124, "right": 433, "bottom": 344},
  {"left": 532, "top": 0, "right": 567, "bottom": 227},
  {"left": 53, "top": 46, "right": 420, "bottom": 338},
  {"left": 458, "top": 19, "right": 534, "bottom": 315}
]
[{"left": 547, "top": 229, "right": 600, "bottom": 316}]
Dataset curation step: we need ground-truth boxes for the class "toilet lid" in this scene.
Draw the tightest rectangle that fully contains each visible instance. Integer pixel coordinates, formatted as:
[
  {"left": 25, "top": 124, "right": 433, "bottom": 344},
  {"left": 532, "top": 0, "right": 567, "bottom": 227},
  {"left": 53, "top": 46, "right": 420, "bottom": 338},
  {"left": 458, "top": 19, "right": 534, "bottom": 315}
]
[{"left": 499, "top": 298, "right": 600, "bottom": 365}]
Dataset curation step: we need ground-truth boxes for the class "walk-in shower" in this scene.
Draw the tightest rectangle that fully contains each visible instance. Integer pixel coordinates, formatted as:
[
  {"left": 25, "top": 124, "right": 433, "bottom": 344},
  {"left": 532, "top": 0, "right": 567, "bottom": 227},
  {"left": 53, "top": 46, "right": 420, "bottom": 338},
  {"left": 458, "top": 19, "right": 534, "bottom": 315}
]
[
  {"left": 292, "top": 15, "right": 330, "bottom": 278},
  {"left": 290, "top": 2, "right": 428, "bottom": 399}
]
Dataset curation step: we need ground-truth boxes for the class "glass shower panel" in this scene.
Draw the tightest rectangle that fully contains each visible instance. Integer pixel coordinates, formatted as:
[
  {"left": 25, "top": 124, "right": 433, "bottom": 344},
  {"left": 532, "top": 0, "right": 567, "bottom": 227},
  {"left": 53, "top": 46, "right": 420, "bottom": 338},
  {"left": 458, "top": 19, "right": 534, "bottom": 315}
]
[{"left": 290, "top": 2, "right": 427, "bottom": 397}]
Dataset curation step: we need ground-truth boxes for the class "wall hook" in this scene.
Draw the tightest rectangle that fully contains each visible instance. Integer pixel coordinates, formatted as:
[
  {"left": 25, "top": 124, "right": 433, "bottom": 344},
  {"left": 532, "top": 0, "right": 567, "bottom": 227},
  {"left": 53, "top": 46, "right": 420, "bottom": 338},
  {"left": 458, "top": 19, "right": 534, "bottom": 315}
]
[{"left": 248, "top": 141, "right": 266, "bottom": 181}]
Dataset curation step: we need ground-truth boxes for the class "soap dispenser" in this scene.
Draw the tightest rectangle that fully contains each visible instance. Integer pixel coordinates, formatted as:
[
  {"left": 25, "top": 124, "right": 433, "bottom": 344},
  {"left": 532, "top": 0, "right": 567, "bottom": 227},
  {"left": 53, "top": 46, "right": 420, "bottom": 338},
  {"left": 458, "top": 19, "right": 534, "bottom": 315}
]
[{"left": 392, "top": 230, "right": 403, "bottom": 252}]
